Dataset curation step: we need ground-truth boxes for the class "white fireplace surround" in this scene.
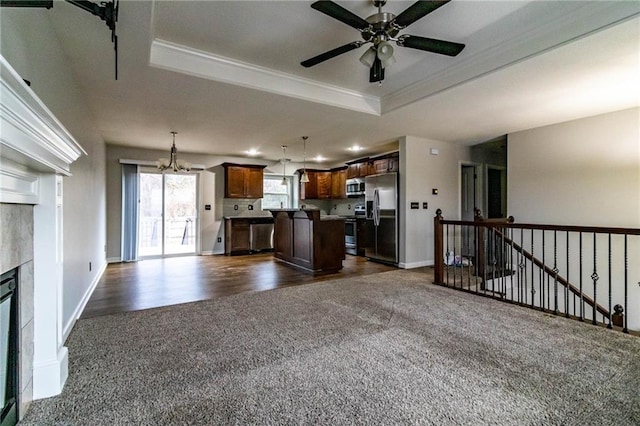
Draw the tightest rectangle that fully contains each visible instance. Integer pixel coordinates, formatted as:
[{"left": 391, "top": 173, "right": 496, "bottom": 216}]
[{"left": 0, "top": 54, "right": 86, "bottom": 399}]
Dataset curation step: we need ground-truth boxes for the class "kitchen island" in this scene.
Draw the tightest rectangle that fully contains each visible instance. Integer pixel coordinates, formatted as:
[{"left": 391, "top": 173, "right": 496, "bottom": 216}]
[{"left": 270, "top": 209, "right": 345, "bottom": 273}]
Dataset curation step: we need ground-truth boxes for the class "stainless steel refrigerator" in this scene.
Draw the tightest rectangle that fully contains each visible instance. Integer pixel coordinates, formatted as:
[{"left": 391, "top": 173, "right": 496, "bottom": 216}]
[{"left": 365, "top": 172, "right": 398, "bottom": 264}]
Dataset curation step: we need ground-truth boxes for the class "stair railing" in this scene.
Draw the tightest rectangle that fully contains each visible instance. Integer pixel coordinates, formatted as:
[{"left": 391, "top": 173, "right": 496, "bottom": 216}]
[{"left": 434, "top": 209, "right": 639, "bottom": 333}]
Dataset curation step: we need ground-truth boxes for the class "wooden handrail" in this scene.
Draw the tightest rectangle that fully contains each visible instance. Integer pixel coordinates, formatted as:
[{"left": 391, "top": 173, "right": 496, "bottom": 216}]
[{"left": 439, "top": 219, "right": 640, "bottom": 236}]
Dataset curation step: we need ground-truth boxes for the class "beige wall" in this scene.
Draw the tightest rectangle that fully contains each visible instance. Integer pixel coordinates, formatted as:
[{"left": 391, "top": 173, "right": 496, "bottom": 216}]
[
  {"left": 1, "top": 9, "right": 107, "bottom": 330},
  {"left": 507, "top": 108, "right": 639, "bottom": 330},
  {"left": 508, "top": 107, "right": 640, "bottom": 227},
  {"left": 399, "top": 136, "right": 472, "bottom": 268}
]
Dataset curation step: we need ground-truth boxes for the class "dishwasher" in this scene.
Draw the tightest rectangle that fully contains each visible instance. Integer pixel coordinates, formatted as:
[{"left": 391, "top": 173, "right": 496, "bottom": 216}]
[{"left": 250, "top": 222, "right": 274, "bottom": 251}]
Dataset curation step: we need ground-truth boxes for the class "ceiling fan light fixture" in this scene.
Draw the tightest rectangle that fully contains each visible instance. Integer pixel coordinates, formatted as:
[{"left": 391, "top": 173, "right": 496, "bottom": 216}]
[
  {"left": 377, "top": 41, "right": 393, "bottom": 59},
  {"left": 359, "top": 47, "right": 377, "bottom": 68}
]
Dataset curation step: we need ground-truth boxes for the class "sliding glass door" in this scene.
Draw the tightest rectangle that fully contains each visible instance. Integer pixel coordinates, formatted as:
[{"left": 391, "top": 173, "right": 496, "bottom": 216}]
[{"left": 138, "top": 171, "right": 197, "bottom": 257}]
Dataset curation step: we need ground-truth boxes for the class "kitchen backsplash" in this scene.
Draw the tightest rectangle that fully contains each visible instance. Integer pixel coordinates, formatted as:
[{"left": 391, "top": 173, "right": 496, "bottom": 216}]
[
  {"left": 300, "top": 198, "right": 364, "bottom": 216},
  {"left": 223, "top": 199, "right": 271, "bottom": 217}
]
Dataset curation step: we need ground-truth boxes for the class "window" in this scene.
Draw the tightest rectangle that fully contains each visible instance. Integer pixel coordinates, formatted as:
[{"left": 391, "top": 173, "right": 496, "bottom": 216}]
[{"left": 263, "top": 175, "right": 291, "bottom": 210}]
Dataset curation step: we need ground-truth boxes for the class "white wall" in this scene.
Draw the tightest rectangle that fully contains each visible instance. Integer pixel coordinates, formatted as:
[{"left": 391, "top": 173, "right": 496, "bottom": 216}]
[
  {"left": 508, "top": 108, "right": 639, "bottom": 227},
  {"left": 399, "top": 136, "right": 471, "bottom": 268},
  {"left": 1, "top": 9, "right": 107, "bottom": 337}
]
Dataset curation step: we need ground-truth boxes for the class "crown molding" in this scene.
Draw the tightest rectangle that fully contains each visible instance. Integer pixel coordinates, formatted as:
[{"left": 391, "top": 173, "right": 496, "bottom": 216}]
[
  {"left": 382, "top": 2, "right": 640, "bottom": 114},
  {"left": 0, "top": 55, "right": 86, "bottom": 176},
  {"left": 149, "top": 39, "right": 381, "bottom": 116}
]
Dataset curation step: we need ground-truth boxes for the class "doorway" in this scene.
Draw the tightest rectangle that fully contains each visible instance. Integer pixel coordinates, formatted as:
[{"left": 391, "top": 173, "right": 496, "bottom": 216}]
[
  {"left": 486, "top": 166, "right": 506, "bottom": 219},
  {"left": 460, "top": 164, "right": 479, "bottom": 258},
  {"left": 138, "top": 171, "right": 198, "bottom": 257}
]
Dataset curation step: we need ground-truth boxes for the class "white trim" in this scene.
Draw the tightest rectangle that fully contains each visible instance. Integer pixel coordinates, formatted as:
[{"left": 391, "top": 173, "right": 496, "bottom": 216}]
[
  {"left": 149, "top": 39, "right": 380, "bottom": 116},
  {"left": 200, "top": 251, "right": 214, "bottom": 256},
  {"left": 62, "top": 260, "right": 108, "bottom": 343},
  {"left": 107, "top": 257, "right": 122, "bottom": 263},
  {"left": 398, "top": 260, "right": 434, "bottom": 269},
  {"left": 0, "top": 55, "right": 85, "bottom": 176},
  {"left": 382, "top": 3, "right": 640, "bottom": 113},
  {"left": 32, "top": 347, "right": 68, "bottom": 400},
  {"left": 0, "top": 157, "right": 39, "bottom": 204}
]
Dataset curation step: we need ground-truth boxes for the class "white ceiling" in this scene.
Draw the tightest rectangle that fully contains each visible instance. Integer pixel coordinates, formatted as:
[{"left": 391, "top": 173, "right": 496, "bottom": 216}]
[{"left": 47, "top": 1, "right": 639, "bottom": 165}]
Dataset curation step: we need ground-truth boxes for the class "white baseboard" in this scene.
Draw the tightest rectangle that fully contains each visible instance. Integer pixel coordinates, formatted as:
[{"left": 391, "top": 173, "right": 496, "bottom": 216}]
[
  {"left": 33, "top": 346, "right": 68, "bottom": 400},
  {"left": 107, "top": 257, "right": 121, "bottom": 263},
  {"left": 62, "top": 260, "right": 107, "bottom": 342},
  {"left": 398, "top": 260, "right": 434, "bottom": 269},
  {"left": 201, "top": 251, "right": 214, "bottom": 255}
]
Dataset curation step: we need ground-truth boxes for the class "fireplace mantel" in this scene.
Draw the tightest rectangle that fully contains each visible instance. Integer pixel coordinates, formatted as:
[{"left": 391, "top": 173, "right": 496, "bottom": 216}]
[
  {"left": 1, "top": 54, "right": 87, "bottom": 403},
  {"left": 1, "top": 54, "right": 85, "bottom": 204}
]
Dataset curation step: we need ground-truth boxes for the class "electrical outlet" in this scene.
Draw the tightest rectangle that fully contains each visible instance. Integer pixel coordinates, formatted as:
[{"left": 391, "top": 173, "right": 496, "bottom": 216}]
[
  {"left": 89, "top": 262, "right": 92, "bottom": 272},
  {"left": 217, "top": 237, "right": 222, "bottom": 243},
  {"left": 234, "top": 204, "right": 238, "bottom": 210},
  {"left": 248, "top": 205, "right": 254, "bottom": 210}
]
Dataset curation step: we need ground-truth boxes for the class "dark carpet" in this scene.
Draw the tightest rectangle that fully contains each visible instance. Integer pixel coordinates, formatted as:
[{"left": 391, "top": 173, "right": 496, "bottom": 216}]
[{"left": 21, "top": 270, "right": 640, "bottom": 425}]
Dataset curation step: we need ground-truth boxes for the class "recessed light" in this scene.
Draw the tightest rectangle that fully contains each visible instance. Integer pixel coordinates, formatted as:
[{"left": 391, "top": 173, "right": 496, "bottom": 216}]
[
  {"left": 348, "top": 145, "right": 363, "bottom": 152},
  {"left": 245, "top": 148, "right": 259, "bottom": 156},
  {"left": 315, "top": 155, "right": 325, "bottom": 162}
]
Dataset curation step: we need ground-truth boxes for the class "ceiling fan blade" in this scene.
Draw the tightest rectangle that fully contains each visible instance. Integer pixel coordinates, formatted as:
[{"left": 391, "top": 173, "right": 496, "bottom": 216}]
[
  {"left": 397, "top": 35, "right": 464, "bottom": 56},
  {"left": 393, "top": 0, "right": 451, "bottom": 29},
  {"left": 310, "top": 1, "right": 370, "bottom": 31},
  {"left": 301, "top": 41, "right": 363, "bottom": 68}
]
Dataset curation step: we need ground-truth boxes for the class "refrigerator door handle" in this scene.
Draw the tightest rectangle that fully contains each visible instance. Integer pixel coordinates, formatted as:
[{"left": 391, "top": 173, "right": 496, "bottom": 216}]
[{"left": 373, "top": 189, "right": 380, "bottom": 227}]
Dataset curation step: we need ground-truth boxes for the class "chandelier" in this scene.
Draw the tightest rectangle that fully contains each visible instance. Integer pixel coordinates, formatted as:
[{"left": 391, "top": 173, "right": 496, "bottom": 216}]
[{"left": 156, "top": 131, "right": 191, "bottom": 172}]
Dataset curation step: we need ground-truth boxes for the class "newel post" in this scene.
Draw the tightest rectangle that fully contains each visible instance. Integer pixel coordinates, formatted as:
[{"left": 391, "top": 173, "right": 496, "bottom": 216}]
[{"left": 434, "top": 209, "right": 444, "bottom": 284}]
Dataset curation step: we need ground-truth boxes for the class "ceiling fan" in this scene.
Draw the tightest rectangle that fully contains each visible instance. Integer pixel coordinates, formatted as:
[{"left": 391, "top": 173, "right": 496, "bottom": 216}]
[{"left": 301, "top": 0, "right": 465, "bottom": 83}]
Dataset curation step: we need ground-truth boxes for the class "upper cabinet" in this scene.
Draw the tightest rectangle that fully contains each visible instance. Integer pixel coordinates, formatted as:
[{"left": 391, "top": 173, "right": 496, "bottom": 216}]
[
  {"left": 299, "top": 169, "right": 332, "bottom": 200},
  {"left": 347, "top": 152, "right": 399, "bottom": 178},
  {"left": 330, "top": 167, "right": 347, "bottom": 199},
  {"left": 298, "top": 152, "right": 397, "bottom": 200},
  {"left": 222, "top": 163, "right": 266, "bottom": 198}
]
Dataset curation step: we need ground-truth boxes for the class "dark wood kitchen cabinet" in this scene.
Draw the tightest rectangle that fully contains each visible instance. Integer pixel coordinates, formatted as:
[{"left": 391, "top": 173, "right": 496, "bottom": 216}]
[
  {"left": 299, "top": 169, "right": 332, "bottom": 200},
  {"left": 346, "top": 160, "right": 370, "bottom": 179},
  {"left": 224, "top": 218, "right": 251, "bottom": 254},
  {"left": 222, "top": 163, "right": 266, "bottom": 198},
  {"left": 330, "top": 167, "right": 347, "bottom": 199}
]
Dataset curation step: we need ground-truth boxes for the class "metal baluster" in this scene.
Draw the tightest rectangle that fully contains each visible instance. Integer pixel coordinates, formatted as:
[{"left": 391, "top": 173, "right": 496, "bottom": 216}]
[
  {"left": 607, "top": 234, "right": 612, "bottom": 329},
  {"left": 542, "top": 230, "right": 546, "bottom": 310},
  {"left": 483, "top": 226, "right": 489, "bottom": 295},
  {"left": 623, "top": 235, "right": 628, "bottom": 334},
  {"left": 453, "top": 225, "right": 457, "bottom": 288},
  {"left": 445, "top": 224, "right": 450, "bottom": 287},
  {"left": 565, "top": 232, "right": 570, "bottom": 318},
  {"left": 553, "top": 230, "right": 558, "bottom": 315},
  {"left": 579, "top": 233, "right": 584, "bottom": 322},
  {"left": 591, "top": 232, "right": 598, "bottom": 325},
  {"left": 500, "top": 227, "right": 505, "bottom": 299},
  {"left": 518, "top": 228, "right": 525, "bottom": 305},
  {"left": 466, "top": 225, "right": 471, "bottom": 290},
  {"left": 531, "top": 228, "right": 538, "bottom": 308},
  {"left": 509, "top": 226, "right": 514, "bottom": 303}
]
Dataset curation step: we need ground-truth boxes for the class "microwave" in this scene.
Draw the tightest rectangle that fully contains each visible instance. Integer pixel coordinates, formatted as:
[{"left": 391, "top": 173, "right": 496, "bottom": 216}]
[{"left": 346, "top": 178, "right": 365, "bottom": 197}]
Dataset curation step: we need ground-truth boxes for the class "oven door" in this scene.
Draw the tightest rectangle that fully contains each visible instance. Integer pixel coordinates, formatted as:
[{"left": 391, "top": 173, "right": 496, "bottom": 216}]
[{"left": 345, "top": 219, "right": 357, "bottom": 255}]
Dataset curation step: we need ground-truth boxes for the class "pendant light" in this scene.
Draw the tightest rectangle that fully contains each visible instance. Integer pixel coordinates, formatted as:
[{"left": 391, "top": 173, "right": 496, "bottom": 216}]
[
  {"left": 156, "top": 131, "right": 191, "bottom": 172},
  {"left": 280, "top": 145, "right": 289, "bottom": 185},
  {"left": 300, "top": 136, "right": 310, "bottom": 183}
]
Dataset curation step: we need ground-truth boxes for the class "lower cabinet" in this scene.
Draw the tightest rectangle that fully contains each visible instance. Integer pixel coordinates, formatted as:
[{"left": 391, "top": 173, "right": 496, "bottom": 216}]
[{"left": 225, "top": 217, "right": 274, "bottom": 255}]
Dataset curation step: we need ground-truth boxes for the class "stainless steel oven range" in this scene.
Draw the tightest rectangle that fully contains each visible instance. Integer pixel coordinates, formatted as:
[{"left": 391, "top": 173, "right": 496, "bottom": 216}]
[{"left": 345, "top": 204, "right": 366, "bottom": 255}]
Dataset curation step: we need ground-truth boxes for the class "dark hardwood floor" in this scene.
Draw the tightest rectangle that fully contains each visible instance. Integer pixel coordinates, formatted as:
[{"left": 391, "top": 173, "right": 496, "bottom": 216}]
[{"left": 81, "top": 253, "right": 396, "bottom": 318}]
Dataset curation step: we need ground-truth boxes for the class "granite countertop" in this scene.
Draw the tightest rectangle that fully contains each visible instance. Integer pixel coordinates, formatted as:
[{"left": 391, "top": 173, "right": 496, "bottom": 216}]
[{"left": 224, "top": 215, "right": 273, "bottom": 220}]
